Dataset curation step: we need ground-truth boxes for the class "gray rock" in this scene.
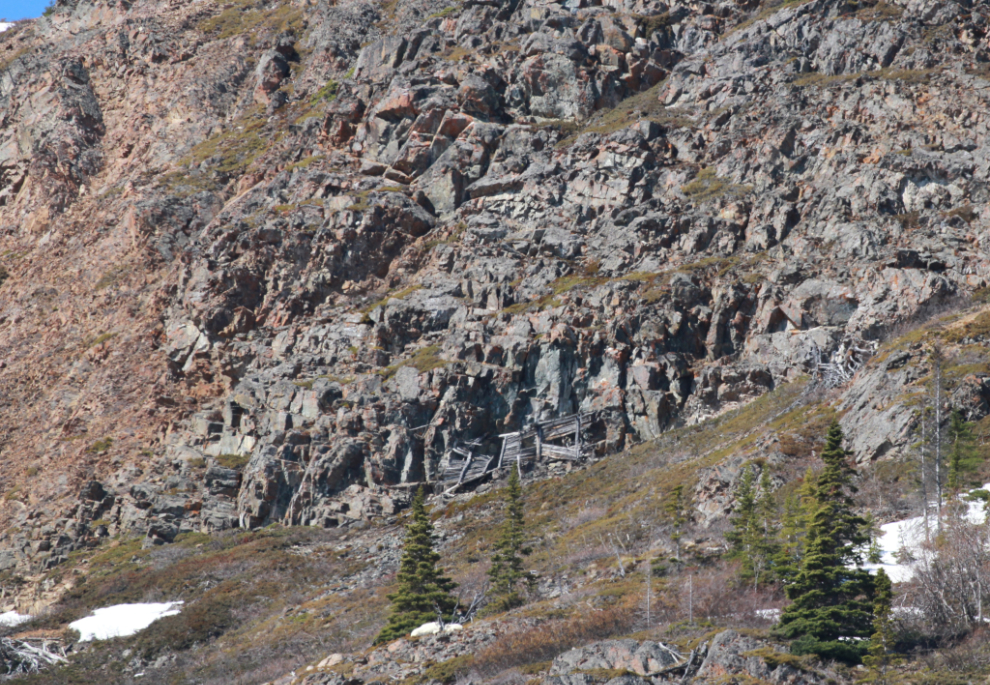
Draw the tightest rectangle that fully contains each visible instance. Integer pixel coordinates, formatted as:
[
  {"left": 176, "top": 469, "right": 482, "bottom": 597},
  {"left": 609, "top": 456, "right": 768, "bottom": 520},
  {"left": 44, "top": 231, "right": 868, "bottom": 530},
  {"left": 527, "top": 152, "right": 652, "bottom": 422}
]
[{"left": 550, "top": 639, "right": 682, "bottom": 675}]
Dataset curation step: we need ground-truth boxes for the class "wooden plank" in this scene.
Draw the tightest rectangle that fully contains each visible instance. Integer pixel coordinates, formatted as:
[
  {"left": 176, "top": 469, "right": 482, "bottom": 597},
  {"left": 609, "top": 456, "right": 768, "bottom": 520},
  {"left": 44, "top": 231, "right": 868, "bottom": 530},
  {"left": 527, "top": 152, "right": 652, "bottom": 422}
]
[
  {"left": 507, "top": 447, "right": 537, "bottom": 461},
  {"left": 575, "top": 413, "right": 581, "bottom": 457},
  {"left": 450, "top": 456, "right": 496, "bottom": 490},
  {"left": 498, "top": 428, "right": 537, "bottom": 440},
  {"left": 540, "top": 415, "right": 577, "bottom": 431},
  {"left": 464, "top": 465, "right": 490, "bottom": 479},
  {"left": 502, "top": 443, "right": 536, "bottom": 462},
  {"left": 542, "top": 444, "right": 580, "bottom": 460},
  {"left": 500, "top": 434, "right": 523, "bottom": 455},
  {"left": 456, "top": 449, "right": 474, "bottom": 485},
  {"left": 543, "top": 425, "right": 579, "bottom": 441},
  {"left": 542, "top": 413, "right": 592, "bottom": 440}
]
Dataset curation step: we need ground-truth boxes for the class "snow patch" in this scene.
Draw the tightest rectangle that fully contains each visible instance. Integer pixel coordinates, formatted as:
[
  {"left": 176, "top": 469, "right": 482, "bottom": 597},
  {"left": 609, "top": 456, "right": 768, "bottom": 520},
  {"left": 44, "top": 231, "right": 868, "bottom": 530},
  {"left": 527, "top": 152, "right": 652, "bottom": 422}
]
[
  {"left": 0, "top": 610, "right": 32, "bottom": 627},
  {"left": 859, "top": 483, "right": 989, "bottom": 583},
  {"left": 69, "top": 602, "right": 184, "bottom": 642},
  {"left": 754, "top": 608, "right": 781, "bottom": 621},
  {"left": 0, "top": 23, "right": 13, "bottom": 33}
]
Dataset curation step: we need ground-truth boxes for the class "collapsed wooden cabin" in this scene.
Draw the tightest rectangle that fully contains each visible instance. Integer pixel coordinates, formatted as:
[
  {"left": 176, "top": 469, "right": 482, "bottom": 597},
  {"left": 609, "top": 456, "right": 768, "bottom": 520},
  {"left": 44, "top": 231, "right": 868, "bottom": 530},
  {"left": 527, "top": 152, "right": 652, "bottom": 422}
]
[{"left": 440, "top": 412, "right": 592, "bottom": 494}]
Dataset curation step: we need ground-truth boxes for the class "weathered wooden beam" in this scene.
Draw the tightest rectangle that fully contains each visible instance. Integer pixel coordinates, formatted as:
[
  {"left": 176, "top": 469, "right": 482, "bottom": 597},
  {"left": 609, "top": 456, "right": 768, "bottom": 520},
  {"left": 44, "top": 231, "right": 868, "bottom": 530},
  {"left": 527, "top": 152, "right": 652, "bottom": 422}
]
[
  {"left": 501, "top": 444, "right": 536, "bottom": 461},
  {"left": 444, "top": 456, "right": 497, "bottom": 495},
  {"left": 543, "top": 425, "right": 578, "bottom": 441},
  {"left": 456, "top": 449, "right": 474, "bottom": 485},
  {"left": 575, "top": 413, "right": 581, "bottom": 456},
  {"left": 542, "top": 444, "right": 581, "bottom": 460}
]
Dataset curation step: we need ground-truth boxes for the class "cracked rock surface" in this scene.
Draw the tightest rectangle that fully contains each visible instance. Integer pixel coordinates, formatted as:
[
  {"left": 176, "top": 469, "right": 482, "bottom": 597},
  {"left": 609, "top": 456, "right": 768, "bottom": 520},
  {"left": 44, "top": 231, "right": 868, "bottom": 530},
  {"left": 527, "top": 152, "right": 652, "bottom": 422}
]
[{"left": 1, "top": 0, "right": 989, "bottom": 583}]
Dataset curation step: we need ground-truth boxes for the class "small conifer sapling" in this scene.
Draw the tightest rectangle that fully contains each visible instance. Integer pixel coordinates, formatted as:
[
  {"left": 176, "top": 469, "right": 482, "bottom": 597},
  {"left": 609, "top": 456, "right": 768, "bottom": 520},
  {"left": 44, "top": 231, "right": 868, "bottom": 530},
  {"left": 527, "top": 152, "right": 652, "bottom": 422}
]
[{"left": 376, "top": 486, "right": 458, "bottom": 643}]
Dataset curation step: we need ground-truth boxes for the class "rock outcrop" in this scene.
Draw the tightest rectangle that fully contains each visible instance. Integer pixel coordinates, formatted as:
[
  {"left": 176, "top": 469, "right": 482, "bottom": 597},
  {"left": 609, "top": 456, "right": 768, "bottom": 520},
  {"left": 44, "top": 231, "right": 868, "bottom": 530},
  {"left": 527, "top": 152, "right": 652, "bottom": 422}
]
[
  {"left": 1, "top": 0, "right": 990, "bottom": 579},
  {"left": 288, "top": 629, "right": 824, "bottom": 685}
]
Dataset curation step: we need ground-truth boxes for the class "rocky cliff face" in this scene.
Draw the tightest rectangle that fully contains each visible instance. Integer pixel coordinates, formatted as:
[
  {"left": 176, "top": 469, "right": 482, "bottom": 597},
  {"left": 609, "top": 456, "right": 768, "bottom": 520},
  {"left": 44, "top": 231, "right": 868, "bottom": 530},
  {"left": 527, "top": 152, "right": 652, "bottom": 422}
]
[{"left": 1, "top": 0, "right": 989, "bottom": 581}]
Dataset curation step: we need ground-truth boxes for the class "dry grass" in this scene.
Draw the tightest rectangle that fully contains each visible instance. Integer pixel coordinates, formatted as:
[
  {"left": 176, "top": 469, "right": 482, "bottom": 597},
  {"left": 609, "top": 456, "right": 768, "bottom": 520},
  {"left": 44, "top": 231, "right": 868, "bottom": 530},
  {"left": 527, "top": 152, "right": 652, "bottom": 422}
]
[
  {"left": 943, "top": 310, "right": 990, "bottom": 344},
  {"left": 198, "top": 0, "right": 304, "bottom": 43},
  {"left": 471, "top": 604, "right": 639, "bottom": 677},
  {"left": 728, "top": 0, "right": 814, "bottom": 36},
  {"left": 18, "top": 526, "right": 383, "bottom": 684},
  {"left": 555, "top": 83, "right": 695, "bottom": 149},
  {"left": 25, "top": 303, "right": 979, "bottom": 683},
  {"left": 378, "top": 344, "right": 449, "bottom": 379},
  {"left": 503, "top": 273, "right": 606, "bottom": 315},
  {"left": 793, "top": 67, "right": 938, "bottom": 88},
  {"left": 216, "top": 453, "right": 250, "bottom": 470},
  {"left": 854, "top": 0, "right": 903, "bottom": 21},
  {"left": 681, "top": 167, "right": 753, "bottom": 204},
  {"left": 359, "top": 285, "right": 423, "bottom": 315},
  {"left": 180, "top": 112, "right": 272, "bottom": 173}
]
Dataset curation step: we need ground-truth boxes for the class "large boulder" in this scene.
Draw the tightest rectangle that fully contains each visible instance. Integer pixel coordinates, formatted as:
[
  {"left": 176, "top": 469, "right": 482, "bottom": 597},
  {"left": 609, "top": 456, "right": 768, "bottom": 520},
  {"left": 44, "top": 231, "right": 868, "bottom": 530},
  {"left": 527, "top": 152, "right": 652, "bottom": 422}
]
[{"left": 550, "top": 639, "right": 683, "bottom": 676}]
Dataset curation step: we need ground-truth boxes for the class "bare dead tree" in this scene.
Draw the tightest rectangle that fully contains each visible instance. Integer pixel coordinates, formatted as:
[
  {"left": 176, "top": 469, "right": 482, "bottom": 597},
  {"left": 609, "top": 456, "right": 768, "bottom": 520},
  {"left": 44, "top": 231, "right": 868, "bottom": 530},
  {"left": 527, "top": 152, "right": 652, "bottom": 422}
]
[
  {"left": 905, "top": 500, "right": 990, "bottom": 634},
  {"left": 604, "top": 533, "right": 627, "bottom": 578},
  {"left": 0, "top": 637, "right": 66, "bottom": 676},
  {"left": 437, "top": 583, "right": 489, "bottom": 626},
  {"left": 919, "top": 405, "right": 930, "bottom": 539},
  {"left": 809, "top": 335, "right": 877, "bottom": 389},
  {"left": 931, "top": 343, "right": 945, "bottom": 528}
]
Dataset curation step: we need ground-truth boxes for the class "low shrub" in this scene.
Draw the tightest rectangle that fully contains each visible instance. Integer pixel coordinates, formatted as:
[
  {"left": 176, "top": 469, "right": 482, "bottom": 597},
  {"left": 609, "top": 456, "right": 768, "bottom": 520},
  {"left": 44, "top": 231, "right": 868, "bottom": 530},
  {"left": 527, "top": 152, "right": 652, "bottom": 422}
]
[{"left": 472, "top": 604, "right": 638, "bottom": 677}]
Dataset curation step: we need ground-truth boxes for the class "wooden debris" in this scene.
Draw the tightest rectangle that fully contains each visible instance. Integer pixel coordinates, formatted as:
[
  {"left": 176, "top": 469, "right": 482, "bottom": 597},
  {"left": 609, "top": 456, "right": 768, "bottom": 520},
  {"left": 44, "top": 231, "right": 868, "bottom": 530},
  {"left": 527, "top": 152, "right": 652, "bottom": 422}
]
[{"left": 441, "top": 412, "right": 593, "bottom": 493}]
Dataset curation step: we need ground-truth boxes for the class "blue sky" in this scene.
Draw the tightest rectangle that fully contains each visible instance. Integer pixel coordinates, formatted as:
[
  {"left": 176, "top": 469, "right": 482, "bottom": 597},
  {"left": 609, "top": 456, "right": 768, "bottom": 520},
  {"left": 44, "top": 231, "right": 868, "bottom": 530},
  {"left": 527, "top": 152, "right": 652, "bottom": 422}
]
[{"left": 0, "top": 0, "right": 50, "bottom": 21}]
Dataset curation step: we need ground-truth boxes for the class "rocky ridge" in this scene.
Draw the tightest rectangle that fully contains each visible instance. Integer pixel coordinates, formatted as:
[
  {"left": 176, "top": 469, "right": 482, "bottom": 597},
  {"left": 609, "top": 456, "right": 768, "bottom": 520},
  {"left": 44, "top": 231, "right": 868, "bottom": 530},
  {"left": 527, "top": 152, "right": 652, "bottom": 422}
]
[
  {"left": 286, "top": 627, "right": 830, "bottom": 685},
  {"left": 0, "top": 0, "right": 989, "bottom": 604}
]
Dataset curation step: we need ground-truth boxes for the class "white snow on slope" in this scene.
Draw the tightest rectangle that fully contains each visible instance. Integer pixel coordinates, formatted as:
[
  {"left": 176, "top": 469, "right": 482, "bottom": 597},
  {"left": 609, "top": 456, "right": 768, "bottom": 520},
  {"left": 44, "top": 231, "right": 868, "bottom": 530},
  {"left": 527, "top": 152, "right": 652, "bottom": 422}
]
[
  {"left": 860, "top": 483, "right": 990, "bottom": 583},
  {"left": 0, "top": 23, "right": 13, "bottom": 33},
  {"left": 755, "top": 608, "right": 781, "bottom": 622},
  {"left": 69, "top": 602, "right": 183, "bottom": 642},
  {"left": 0, "top": 610, "right": 32, "bottom": 627}
]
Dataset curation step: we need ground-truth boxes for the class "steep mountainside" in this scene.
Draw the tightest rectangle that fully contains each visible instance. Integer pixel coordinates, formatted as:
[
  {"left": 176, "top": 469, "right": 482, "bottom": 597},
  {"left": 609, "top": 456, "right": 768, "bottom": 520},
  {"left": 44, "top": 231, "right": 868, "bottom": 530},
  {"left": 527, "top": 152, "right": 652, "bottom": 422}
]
[{"left": 1, "top": 0, "right": 990, "bottom": 680}]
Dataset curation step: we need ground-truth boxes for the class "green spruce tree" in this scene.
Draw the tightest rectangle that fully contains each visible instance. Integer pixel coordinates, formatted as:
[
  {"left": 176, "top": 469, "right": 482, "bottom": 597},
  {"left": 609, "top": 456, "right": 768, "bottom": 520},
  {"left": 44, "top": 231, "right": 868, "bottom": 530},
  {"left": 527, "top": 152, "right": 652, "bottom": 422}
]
[
  {"left": 774, "top": 421, "right": 876, "bottom": 663},
  {"left": 771, "top": 468, "right": 817, "bottom": 584},
  {"left": 376, "top": 487, "right": 458, "bottom": 644},
  {"left": 946, "top": 409, "right": 978, "bottom": 492},
  {"left": 487, "top": 469, "right": 532, "bottom": 612},
  {"left": 727, "top": 465, "right": 779, "bottom": 587},
  {"left": 754, "top": 467, "right": 781, "bottom": 584},
  {"left": 726, "top": 465, "right": 757, "bottom": 559},
  {"left": 861, "top": 569, "right": 899, "bottom": 684}
]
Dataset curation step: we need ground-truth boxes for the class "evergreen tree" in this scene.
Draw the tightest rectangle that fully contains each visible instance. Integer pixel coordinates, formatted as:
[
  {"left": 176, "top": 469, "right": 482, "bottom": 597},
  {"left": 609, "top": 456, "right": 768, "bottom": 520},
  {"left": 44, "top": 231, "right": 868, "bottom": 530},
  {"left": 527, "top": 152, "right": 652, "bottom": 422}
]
[
  {"left": 864, "top": 514, "right": 883, "bottom": 565},
  {"left": 727, "top": 465, "right": 779, "bottom": 587},
  {"left": 774, "top": 421, "right": 876, "bottom": 663},
  {"left": 754, "top": 467, "right": 780, "bottom": 583},
  {"left": 487, "top": 469, "right": 532, "bottom": 611},
  {"left": 376, "top": 487, "right": 458, "bottom": 644},
  {"left": 757, "top": 468, "right": 778, "bottom": 535},
  {"left": 861, "top": 569, "right": 899, "bottom": 684},
  {"left": 946, "top": 409, "right": 978, "bottom": 492},
  {"left": 726, "top": 466, "right": 757, "bottom": 557},
  {"left": 772, "top": 468, "right": 817, "bottom": 584}
]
